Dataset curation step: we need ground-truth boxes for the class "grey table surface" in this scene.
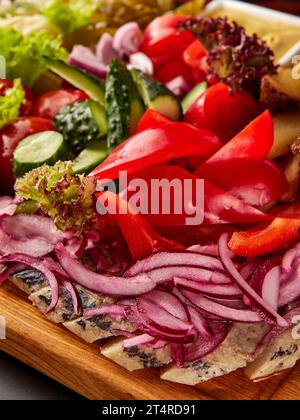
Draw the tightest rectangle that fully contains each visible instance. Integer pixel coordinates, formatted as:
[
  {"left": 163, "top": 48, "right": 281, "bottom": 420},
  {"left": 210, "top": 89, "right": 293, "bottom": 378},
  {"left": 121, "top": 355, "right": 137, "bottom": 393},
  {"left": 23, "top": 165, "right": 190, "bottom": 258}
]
[{"left": 0, "top": 351, "right": 83, "bottom": 400}]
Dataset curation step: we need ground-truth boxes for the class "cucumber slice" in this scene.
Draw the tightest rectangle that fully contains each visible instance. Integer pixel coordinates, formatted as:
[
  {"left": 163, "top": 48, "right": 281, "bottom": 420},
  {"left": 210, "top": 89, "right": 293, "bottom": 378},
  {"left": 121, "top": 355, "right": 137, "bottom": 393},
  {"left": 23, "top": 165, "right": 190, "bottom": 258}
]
[
  {"left": 46, "top": 59, "right": 105, "bottom": 107},
  {"left": 13, "top": 131, "right": 68, "bottom": 178},
  {"left": 73, "top": 139, "right": 108, "bottom": 175},
  {"left": 131, "top": 69, "right": 182, "bottom": 121},
  {"left": 89, "top": 99, "right": 107, "bottom": 138},
  {"left": 54, "top": 100, "right": 107, "bottom": 153},
  {"left": 182, "top": 82, "right": 208, "bottom": 113},
  {"left": 106, "top": 60, "right": 145, "bottom": 151}
]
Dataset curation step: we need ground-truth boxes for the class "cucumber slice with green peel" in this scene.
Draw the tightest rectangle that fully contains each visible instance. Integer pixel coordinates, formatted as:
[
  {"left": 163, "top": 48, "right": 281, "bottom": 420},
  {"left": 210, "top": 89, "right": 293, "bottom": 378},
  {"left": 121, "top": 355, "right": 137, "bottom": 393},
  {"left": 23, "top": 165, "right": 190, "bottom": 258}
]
[
  {"left": 106, "top": 60, "right": 145, "bottom": 151},
  {"left": 182, "top": 82, "right": 208, "bottom": 113},
  {"left": 73, "top": 139, "right": 108, "bottom": 175},
  {"left": 131, "top": 69, "right": 182, "bottom": 121},
  {"left": 89, "top": 99, "right": 107, "bottom": 138},
  {"left": 46, "top": 59, "right": 105, "bottom": 107},
  {"left": 13, "top": 131, "right": 68, "bottom": 178},
  {"left": 55, "top": 100, "right": 107, "bottom": 153}
]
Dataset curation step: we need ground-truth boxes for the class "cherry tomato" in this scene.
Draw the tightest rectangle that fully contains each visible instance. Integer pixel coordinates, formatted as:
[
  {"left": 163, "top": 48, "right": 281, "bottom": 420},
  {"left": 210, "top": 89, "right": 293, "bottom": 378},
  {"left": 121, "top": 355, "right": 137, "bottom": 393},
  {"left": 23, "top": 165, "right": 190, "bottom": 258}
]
[
  {"left": 32, "top": 89, "right": 89, "bottom": 119},
  {"left": 0, "top": 117, "right": 55, "bottom": 195},
  {"left": 142, "top": 16, "right": 195, "bottom": 59},
  {"left": 184, "top": 83, "right": 261, "bottom": 143},
  {"left": 0, "top": 79, "right": 34, "bottom": 116}
]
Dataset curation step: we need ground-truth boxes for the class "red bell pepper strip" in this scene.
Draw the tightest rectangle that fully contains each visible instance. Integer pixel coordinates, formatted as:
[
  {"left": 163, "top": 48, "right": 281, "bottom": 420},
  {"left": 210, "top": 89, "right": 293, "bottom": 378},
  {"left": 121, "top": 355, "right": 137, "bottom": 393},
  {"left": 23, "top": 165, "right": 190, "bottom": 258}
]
[
  {"left": 122, "top": 165, "right": 270, "bottom": 227},
  {"left": 96, "top": 191, "right": 183, "bottom": 261},
  {"left": 205, "top": 110, "right": 273, "bottom": 163},
  {"left": 90, "top": 123, "right": 222, "bottom": 181},
  {"left": 137, "top": 110, "right": 172, "bottom": 133},
  {"left": 158, "top": 224, "right": 238, "bottom": 248},
  {"left": 195, "top": 159, "right": 288, "bottom": 207},
  {"left": 229, "top": 204, "right": 300, "bottom": 257},
  {"left": 184, "top": 83, "right": 261, "bottom": 142}
]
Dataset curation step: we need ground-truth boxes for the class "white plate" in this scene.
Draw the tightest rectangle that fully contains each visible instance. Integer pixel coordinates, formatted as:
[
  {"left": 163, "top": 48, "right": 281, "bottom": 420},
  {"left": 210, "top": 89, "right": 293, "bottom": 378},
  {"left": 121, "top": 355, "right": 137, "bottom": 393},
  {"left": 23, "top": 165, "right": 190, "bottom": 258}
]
[{"left": 204, "top": 0, "right": 300, "bottom": 66}]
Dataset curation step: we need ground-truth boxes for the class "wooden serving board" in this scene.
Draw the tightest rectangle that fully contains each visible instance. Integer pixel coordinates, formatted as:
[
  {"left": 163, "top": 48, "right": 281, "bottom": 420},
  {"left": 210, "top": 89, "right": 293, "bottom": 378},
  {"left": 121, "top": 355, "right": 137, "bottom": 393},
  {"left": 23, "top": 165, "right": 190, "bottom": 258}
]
[{"left": 0, "top": 282, "right": 299, "bottom": 400}]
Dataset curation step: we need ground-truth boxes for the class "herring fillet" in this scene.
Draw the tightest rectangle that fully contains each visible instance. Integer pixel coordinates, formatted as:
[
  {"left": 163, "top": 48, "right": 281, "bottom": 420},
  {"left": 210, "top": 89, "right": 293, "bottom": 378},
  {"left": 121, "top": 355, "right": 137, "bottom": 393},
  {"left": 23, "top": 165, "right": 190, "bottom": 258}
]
[
  {"left": 161, "top": 323, "right": 268, "bottom": 386},
  {"left": 10, "top": 270, "right": 300, "bottom": 384},
  {"left": 101, "top": 338, "right": 172, "bottom": 371},
  {"left": 9, "top": 270, "right": 135, "bottom": 342},
  {"left": 245, "top": 329, "right": 300, "bottom": 381}
]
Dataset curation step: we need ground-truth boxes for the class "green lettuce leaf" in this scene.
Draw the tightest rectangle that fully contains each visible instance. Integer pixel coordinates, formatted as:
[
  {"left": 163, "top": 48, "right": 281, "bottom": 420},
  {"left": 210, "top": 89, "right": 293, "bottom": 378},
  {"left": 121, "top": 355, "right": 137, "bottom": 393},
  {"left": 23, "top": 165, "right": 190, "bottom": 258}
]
[
  {"left": 0, "top": 79, "right": 25, "bottom": 129},
  {"left": 15, "top": 161, "right": 98, "bottom": 234},
  {"left": 0, "top": 27, "right": 67, "bottom": 86},
  {"left": 44, "top": 0, "right": 97, "bottom": 34}
]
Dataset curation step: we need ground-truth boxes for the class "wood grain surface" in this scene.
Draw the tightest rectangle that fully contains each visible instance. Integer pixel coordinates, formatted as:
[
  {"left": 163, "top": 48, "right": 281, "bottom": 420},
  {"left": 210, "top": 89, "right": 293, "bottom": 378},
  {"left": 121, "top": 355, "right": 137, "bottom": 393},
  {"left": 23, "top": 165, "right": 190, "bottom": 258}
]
[{"left": 0, "top": 282, "right": 299, "bottom": 400}]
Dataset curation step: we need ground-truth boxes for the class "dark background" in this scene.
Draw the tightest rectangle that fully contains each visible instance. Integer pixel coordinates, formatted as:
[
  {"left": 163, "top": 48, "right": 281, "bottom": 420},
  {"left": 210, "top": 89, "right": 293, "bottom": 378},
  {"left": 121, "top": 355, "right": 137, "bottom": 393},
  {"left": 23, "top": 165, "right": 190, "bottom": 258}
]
[{"left": 1, "top": 0, "right": 300, "bottom": 401}]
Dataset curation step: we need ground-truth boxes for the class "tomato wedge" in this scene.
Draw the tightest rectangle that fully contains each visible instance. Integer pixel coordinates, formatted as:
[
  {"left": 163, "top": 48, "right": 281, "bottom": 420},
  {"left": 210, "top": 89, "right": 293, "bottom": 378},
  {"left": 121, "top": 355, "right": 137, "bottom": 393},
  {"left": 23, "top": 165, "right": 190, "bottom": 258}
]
[
  {"left": 32, "top": 89, "right": 89, "bottom": 119},
  {"left": 229, "top": 204, "right": 300, "bottom": 257},
  {"left": 195, "top": 159, "right": 288, "bottom": 207},
  {"left": 90, "top": 123, "right": 222, "bottom": 181},
  {"left": 96, "top": 191, "right": 183, "bottom": 261},
  {"left": 184, "top": 83, "right": 261, "bottom": 142},
  {"left": 183, "top": 40, "right": 207, "bottom": 68},
  {"left": 0, "top": 117, "right": 56, "bottom": 195}
]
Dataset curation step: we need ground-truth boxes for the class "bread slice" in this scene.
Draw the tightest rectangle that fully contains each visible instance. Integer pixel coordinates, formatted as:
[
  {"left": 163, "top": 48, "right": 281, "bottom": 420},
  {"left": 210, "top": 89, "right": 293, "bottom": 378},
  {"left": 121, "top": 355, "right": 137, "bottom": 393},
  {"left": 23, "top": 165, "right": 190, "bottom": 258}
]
[
  {"left": 161, "top": 323, "right": 268, "bottom": 386},
  {"left": 101, "top": 338, "right": 172, "bottom": 371},
  {"left": 245, "top": 329, "right": 300, "bottom": 381}
]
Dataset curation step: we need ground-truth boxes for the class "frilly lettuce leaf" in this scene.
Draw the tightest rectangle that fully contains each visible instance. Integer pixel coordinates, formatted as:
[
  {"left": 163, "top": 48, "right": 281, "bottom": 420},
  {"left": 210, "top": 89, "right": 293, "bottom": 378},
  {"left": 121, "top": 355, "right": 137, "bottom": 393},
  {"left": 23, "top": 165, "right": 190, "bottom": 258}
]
[
  {"left": 0, "top": 79, "right": 25, "bottom": 129},
  {"left": 15, "top": 161, "right": 98, "bottom": 234},
  {"left": 0, "top": 27, "right": 67, "bottom": 86},
  {"left": 43, "top": 0, "right": 97, "bottom": 34}
]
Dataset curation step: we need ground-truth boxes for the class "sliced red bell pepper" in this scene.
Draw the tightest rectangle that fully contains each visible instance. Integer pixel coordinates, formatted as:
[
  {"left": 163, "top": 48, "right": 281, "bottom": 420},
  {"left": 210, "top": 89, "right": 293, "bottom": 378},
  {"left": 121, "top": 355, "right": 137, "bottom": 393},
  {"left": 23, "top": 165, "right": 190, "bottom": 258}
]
[
  {"left": 137, "top": 110, "right": 172, "bottom": 133},
  {"left": 122, "top": 165, "right": 270, "bottom": 227},
  {"left": 195, "top": 159, "right": 288, "bottom": 207},
  {"left": 229, "top": 204, "right": 300, "bottom": 257},
  {"left": 96, "top": 191, "right": 183, "bottom": 261},
  {"left": 90, "top": 123, "right": 222, "bottom": 181},
  {"left": 184, "top": 83, "right": 261, "bottom": 142},
  {"left": 158, "top": 224, "right": 238, "bottom": 247},
  {"left": 197, "top": 110, "right": 274, "bottom": 170}
]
